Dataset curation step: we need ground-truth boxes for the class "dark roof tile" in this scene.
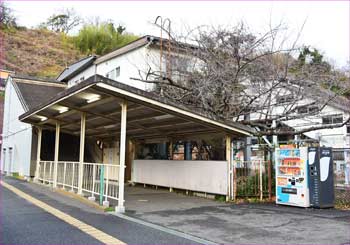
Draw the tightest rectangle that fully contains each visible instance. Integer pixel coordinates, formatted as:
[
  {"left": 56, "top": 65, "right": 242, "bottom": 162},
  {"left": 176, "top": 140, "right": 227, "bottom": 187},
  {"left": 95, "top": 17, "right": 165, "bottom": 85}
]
[
  {"left": 56, "top": 55, "right": 96, "bottom": 83},
  {"left": 11, "top": 76, "right": 66, "bottom": 111}
]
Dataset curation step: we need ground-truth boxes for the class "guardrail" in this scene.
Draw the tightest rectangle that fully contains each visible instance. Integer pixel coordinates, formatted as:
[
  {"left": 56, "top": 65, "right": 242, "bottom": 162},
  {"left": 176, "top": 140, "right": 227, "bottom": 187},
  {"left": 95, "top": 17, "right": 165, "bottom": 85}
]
[
  {"left": 82, "top": 162, "right": 120, "bottom": 201},
  {"left": 37, "top": 161, "right": 55, "bottom": 185},
  {"left": 36, "top": 161, "right": 120, "bottom": 203}
]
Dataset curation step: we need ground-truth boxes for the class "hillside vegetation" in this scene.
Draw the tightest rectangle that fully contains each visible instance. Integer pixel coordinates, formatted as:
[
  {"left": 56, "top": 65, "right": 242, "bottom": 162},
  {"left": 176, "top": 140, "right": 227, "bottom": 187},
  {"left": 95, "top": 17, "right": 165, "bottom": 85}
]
[
  {"left": 1, "top": 28, "right": 84, "bottom": 78},
  {"left": 0, "top": 4, "right": 138, "bottom": 79}
]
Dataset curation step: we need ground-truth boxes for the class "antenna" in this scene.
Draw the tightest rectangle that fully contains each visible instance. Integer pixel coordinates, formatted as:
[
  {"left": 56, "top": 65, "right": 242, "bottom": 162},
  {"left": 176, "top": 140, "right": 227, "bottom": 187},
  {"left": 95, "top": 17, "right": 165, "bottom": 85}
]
[
  {"left": 155, "top": 16, "right": 163, "bottom": 78},
  {"left": 163, "top": 18, "right": 171, "bottom": 77}
]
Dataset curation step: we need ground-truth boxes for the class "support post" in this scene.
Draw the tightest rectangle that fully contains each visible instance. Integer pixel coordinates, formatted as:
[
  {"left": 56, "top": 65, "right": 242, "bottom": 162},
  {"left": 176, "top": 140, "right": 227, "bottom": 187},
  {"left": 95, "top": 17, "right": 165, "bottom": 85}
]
[
  {"left": 53, "top": 122, "right": 60, "bottom": 188},
  {"left": 34, "top": 127, "right": 42, "bottom": 182},
  {"left": 116, "top": 101, "right": 127, "bottom": 213},
  {"left": 259, "top": 160, "right": 263, "bottom": 201},
  {"left": 226, "top": 135, "right": 232, "bottom": 201},
  {"left": 268, "top": 156, "right": 272, "bottom": 201},
  {"left": 232, "top": 144, "right": 237, "bottom": 201},
  {"left": 184, "top": 141, "right": 192, "bottom": 160},
  {"left": 78, "top": 113, "right": 86, "bottom": 195},
  {"left": 169, "top": 139, "right": 173, "bottom": 160}
]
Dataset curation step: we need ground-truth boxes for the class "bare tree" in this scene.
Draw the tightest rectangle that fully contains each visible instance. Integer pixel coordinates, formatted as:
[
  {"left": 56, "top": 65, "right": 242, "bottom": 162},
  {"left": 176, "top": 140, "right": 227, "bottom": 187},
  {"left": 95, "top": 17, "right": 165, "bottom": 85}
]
[
  {"left": 42, "top": 8, "right": 81, "bottom": 34},
  {"left": 132, "top": 21, "right": 350, "bottom": 137},
  {"left": 0, "top": 2, "right": 17, "bottom": 28}
]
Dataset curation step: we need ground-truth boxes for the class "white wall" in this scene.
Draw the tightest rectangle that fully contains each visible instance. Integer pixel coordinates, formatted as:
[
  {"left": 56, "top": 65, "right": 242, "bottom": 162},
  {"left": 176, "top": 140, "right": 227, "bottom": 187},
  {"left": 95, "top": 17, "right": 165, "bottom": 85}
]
[
  {"left": 284, "top": 105, "right": 349, "bottom": 148},
  {"left": 132, "top": 160, "right": 228, "bottom": 195},
  {"left": 68, "top": 65, "right": 95, "bottom": 87},
  {"left": 248, "top": 89, "right": 349, "bottom": 148},
  {"left": 1, "top": 78, "right": 33, "bottom": 176},
  {"left": 67, "top": 46, "right": 157, "bottom": 91}
]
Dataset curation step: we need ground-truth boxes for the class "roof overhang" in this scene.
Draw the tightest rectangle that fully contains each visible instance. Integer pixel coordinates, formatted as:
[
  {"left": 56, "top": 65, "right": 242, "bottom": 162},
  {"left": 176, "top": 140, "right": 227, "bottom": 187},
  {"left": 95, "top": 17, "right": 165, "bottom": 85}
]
[{"left": 19, "top": 75, "right": 253, "bottom": 141}]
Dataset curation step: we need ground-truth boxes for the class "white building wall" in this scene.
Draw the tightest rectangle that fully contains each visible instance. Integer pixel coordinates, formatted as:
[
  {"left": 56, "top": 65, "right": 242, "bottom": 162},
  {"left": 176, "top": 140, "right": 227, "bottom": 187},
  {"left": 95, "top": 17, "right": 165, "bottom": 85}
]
[
  {"left": 68, "top": 65, "right": 96, "bottom": 87},
  {"left": 248, "top": 90, "right": 349, "bottom": 149},
  {"left": 284, "top": 105, "right": 349, "bottom": 148},
  {"left": 67, "top": 46, "right": 159, "bottom": 91},
  {"left": 65, "top": 45, "right": 350, "bottom": 151},
  {"left": 1, "top": 78, "right": 33, "bottom": 177}
]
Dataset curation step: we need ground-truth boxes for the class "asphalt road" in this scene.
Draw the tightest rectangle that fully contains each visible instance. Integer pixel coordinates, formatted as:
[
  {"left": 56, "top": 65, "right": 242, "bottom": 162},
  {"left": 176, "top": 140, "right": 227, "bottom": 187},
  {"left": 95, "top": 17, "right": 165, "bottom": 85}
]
[{"left": 0, "top": 177, "right": 202, "bottom": 245}]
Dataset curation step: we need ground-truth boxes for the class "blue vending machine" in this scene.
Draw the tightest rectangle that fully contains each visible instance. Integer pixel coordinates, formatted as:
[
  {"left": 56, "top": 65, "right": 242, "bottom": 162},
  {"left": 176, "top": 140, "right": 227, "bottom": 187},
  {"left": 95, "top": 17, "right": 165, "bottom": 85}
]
[{"left": 275, "top": 146, "right": 310, "bottom": 207}]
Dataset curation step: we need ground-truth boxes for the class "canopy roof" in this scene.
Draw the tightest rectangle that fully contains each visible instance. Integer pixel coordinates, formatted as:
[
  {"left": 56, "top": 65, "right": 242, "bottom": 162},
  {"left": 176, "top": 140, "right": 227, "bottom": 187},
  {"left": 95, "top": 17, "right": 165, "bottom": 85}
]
[
  {"left": 11, "top": 75, "right": 66, "bottom": 111},
  {"left": 20, "top": 75, "right": 253, "bottom": 141}
]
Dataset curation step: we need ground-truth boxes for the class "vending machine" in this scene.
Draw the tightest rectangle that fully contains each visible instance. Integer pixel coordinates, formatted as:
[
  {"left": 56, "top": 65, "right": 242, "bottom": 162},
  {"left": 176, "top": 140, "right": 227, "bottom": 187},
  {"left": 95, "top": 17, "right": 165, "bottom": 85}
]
[
  {"left": 308, "top": 147, "right": 334, "bottom": 208},
  {"left": 275, "top": 146, "right": 310, "bottom": 207},
  {"left": 276, "top": 146, "right": 335, "bottom": 208}
]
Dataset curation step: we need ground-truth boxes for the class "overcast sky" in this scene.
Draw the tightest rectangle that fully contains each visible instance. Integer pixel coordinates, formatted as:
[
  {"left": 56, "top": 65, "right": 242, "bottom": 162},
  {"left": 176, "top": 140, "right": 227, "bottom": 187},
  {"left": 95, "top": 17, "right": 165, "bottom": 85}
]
[{"left": 7, "top": 1, "right": 350, "bottom": 68}]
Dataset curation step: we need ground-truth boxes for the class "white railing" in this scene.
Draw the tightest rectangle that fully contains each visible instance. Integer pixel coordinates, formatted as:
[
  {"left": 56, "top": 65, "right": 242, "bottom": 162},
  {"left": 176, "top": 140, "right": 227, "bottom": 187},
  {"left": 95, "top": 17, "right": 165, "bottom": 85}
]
[
  {"left": 36, "top": 161, "right": 120, "bottom": 202},
  {"left": 82, "top": 162, "right": 120, "bottom": 201},
  {"left": 37, "top": 161, "right": 55, "bottom": 184},
  {"left": 56, "top": 161, "right": 79, "bottom": 191}
]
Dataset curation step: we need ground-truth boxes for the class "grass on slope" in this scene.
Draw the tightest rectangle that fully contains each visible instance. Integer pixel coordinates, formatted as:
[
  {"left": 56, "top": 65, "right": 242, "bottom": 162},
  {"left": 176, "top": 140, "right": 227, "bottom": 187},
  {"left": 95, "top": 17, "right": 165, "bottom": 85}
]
[{"left": 1, "top": 27, "right": 84, "bottom": 78}]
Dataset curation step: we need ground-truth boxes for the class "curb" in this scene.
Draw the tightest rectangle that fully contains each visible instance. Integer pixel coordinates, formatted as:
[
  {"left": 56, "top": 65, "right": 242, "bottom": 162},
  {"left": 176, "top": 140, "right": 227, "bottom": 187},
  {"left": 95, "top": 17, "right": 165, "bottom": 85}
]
[{"left": 30, "top": 180, "right": 106, "bottom": 211}]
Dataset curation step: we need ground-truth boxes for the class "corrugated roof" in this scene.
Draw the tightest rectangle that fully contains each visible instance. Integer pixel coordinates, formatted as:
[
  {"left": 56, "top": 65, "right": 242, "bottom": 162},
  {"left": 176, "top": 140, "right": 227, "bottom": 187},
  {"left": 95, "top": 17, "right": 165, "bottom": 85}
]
[
  {"left": 56, "top": 55, "right": 96, "bottom": 83},
  {"left": 19, "top": 75, "right": 254, "bottom": 136},
  {"left": 11, "top": 75, "right": 66, "bottom": 111}
]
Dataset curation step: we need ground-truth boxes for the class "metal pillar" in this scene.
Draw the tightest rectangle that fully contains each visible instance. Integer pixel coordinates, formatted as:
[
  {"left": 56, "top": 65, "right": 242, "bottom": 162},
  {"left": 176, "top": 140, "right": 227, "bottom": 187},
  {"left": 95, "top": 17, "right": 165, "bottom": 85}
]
[
  {"left": 159, "top": 142, "right": 167, "bottom": 159},
  {"left": 78, "top": 113, "right": 86, "bottom": 195},
  {"left": 34, "top": 127, "right": 42, "bottom": 182},
  {"left": 53, "top": 122, "right": 60, "bottom": 188},
  {"left": 272, "top": 120, "right": 278, "bottom": 146},
  {"left": 184, "top": 141, "right": 192, "bottom": 160},
  {"left": 169, "top": 139, "right": 173, "bottom": 160},
  {"left": 116, "top": 101, "right": 127, "bottom": 213}
]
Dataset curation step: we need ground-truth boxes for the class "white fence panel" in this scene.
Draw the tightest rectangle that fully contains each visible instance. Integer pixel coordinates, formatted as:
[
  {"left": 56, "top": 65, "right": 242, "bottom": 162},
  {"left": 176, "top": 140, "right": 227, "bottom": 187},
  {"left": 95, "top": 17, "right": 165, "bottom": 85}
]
[{"left": 132, "top": 160, "right": 227, "bottom": 195}]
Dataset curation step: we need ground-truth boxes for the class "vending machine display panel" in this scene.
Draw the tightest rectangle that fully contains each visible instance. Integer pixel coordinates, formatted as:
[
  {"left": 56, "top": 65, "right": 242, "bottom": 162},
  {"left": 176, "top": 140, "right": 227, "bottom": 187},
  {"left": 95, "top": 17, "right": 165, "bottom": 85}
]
[{"left": 275, "top": 147, "right": 310, "bottom": 207}]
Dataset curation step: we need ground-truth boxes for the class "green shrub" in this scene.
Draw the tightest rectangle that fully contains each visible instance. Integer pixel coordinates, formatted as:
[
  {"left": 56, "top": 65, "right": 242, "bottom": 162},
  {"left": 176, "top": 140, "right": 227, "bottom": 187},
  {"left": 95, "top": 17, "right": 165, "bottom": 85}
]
[
  {"left": 73, "top": 22, "right": 138, "bottom": 55},
  {"left": 215, "top": 195, "right": 226, "bottom": 202}
]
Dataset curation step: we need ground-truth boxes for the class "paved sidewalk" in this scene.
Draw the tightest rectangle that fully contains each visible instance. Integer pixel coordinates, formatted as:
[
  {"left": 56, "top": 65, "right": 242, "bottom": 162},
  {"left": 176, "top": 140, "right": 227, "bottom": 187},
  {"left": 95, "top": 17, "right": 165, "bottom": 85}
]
[
  {"left": 2, "top": 177, "right": 350, "bottom": 244},
  {"left": 127, "top": 198, "right": 350, "bottom": 244},
  {"left": 1, "top": 177, "right": 204, "bottom": 244}
]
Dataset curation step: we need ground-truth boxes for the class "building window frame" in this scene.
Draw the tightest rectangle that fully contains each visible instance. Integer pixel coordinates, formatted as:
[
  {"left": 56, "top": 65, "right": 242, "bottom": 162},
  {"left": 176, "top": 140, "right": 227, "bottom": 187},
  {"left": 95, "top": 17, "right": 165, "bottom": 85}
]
[{"left": 322, "top": 114, "right": 343, "bottom": 125}]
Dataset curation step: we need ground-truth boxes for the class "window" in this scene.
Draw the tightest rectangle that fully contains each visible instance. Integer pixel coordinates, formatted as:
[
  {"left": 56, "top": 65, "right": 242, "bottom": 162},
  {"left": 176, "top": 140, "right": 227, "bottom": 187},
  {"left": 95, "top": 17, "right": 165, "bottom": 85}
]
[
  {"left": 297, "top": 105, "right": 319, "bottom": 115},
  {"left": 68, "top": 80, "right": 79, "bottom": 86},
  {"left": 347, "top": 124, "right": 350, "bottom": 134},
  {"left": 333, "top": 115, "right": 343, "bottom": 124},
  {"left": 308, "top": 106, "right": 319, "bottom": 114},
  {"left": 333, "top": 151, "right": 345, "bottom": 161},
  {"left": 322, "top": 114, "right": 343, "bottom": 125},
  {"left": 105, "top": 67, "right": 120, "bottom": 80},
  {"left": 297, "top": 106, "right": 308, "bottom": 114},
  {"left": 276, "top": 94, "right": 294, "bottom": 104}
]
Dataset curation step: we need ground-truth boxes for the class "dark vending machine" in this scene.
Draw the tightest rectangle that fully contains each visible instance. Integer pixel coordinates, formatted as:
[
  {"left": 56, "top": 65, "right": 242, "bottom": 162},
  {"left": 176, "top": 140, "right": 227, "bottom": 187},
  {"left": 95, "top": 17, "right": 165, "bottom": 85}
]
[{"left": 308, "top": 147, "right": 334, "bottom": 208}]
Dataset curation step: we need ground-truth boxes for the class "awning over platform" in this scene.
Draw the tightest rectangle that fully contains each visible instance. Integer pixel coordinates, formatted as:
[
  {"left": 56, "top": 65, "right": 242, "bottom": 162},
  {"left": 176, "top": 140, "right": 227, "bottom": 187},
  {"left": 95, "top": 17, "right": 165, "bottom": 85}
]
[{"left": 19, "top": 75, "right": 253, "bottom": 140}]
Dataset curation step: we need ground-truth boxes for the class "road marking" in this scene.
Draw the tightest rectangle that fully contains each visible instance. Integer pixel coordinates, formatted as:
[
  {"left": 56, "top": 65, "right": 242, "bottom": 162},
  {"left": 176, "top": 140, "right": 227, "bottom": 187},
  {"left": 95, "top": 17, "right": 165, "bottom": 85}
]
[{"left": 1, "top": 181, "right": 125, "bottom": 245}]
